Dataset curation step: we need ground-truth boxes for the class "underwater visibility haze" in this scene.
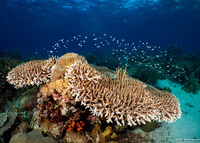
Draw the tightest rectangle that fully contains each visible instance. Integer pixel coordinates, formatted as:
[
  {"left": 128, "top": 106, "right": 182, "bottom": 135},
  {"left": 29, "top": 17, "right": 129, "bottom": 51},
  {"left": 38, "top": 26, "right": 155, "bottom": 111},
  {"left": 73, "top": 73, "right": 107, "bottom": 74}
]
[
  {"left": 0, "top": 0, "right": 200, "bottom": 143},
  {"left": 1, "top": 0, "right": 200, "bottom": 58}
]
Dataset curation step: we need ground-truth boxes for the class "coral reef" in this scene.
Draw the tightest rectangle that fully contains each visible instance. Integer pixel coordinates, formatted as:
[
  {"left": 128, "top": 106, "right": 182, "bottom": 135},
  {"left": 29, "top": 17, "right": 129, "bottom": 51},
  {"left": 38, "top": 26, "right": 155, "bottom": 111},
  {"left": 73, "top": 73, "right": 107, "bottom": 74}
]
[
  {"left": 84, "top": 53, "right": 120, "bottom": 70},
  {"left": 91, "top": 65, "right": 116, "bottom": 79},
  {"left": 6, "top": 52, "right": 182, "bottom": 142},
  {"left": 7, "top": 57, "right": 57, "bottom": 88},
  {"left": 166, "top": 44, "right": 182, "bottom": 57},
  {"left": 65, "top": 56, "right": 181, "bottom": 126},
  {"left": 165, "top": 58, "right": 200, "bottom": 93},
  {"left": 128, "top": 64, "right": 162, "bottom": 85},
  {"left": 182, "top": 72, "right": 200, "bottom": 94},
  {"left": 194, "top": 66, "right": 200, "bottom": 80},
  {"left": 51, "top": 53, "right": 80, "bottom": 82}
]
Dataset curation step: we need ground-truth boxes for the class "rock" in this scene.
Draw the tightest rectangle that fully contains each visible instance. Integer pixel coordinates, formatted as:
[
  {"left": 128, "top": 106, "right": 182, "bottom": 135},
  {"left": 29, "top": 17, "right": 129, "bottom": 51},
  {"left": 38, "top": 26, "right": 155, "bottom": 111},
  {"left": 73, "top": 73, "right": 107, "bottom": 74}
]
[
  {"left": 140, "top": 121, "right": 159, "bottom": 132},
  {"left": 9, "top": 129, "right": 57, "bottom": 143}
]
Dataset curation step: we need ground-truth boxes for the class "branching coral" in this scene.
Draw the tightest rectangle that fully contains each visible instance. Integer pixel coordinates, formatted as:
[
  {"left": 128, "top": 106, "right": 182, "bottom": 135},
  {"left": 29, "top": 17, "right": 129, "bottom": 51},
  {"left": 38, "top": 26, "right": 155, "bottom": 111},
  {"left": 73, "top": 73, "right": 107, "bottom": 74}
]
[
  {"left": 64, "top": 56, "right": 181, "bottom": 126},
  {"left": 7, "top": 57, "right": 57, "bottom": 88},
  {"left": 91, "top": 65, "right": 116, "bottom": 79},
  {"left": 6, "top": 53, "right": 181, "bottom": 137}
]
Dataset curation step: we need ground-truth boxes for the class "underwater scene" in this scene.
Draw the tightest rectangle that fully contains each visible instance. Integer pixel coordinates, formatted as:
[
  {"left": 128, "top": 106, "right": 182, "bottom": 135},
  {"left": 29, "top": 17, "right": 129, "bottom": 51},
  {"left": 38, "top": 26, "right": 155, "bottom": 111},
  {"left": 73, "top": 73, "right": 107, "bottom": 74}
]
[{"left": 0, "top": 0, "right": 200, "bottom": 143}]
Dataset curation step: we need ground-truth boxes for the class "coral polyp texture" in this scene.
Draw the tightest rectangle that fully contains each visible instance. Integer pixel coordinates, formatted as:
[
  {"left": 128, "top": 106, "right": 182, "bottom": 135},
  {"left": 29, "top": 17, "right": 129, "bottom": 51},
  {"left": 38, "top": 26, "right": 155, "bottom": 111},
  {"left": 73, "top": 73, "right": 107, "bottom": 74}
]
[
  {"left": 7, "top": 52, "right": 181, "bottom": 128},
  {"left": 7, "top": 57, "right": 57, "bottom": 88},
  {"left": 64, "top": 56, "right": 181, "bottom": 126}
]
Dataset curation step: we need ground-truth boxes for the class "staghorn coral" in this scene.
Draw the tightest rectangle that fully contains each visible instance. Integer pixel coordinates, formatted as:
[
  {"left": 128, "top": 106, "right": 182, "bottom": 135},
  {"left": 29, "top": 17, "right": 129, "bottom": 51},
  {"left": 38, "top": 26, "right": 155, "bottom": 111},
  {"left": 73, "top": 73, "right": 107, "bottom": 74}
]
[
  {"left": 7, "top": 57, "right": 56, "bottom": 88},
  {"left": 64, "top": 56, "right": 181, "bottom": 126}
]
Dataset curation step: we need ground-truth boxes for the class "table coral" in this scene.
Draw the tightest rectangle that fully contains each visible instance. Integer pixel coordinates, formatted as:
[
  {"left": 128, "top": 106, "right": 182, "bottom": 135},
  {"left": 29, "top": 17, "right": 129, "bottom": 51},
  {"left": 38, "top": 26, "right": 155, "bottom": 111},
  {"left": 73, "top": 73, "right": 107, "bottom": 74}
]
[
  {"left": 6, "top": 52, "right": 181, "bottom": 141},
  {"left": 7, "top": 57, "right": 56, "bottom": 88},
  {"left": 64, "top": 55, "right": 181, "bottom": 126}
]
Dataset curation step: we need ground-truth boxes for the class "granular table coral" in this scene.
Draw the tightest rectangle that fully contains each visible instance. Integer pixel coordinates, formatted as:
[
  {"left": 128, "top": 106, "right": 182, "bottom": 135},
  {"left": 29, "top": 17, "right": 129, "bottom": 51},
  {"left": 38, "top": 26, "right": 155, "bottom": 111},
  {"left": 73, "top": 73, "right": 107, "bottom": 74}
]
[{"left": 64, "top": 56, "right": 181, "bottom": 126}]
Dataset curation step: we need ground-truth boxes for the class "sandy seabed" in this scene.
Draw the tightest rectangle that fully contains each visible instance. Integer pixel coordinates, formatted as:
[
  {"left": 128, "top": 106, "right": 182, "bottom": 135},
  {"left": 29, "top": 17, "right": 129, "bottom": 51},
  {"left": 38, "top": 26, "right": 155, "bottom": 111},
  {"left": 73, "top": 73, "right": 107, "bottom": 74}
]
[{"left": 132, "top": 79, "right": 200, "bottom": 143}]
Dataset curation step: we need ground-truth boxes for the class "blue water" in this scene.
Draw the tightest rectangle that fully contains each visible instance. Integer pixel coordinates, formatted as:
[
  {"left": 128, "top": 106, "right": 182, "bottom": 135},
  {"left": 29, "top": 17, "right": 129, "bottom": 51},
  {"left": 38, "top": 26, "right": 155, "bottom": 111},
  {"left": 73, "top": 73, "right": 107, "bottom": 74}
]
[{"left": 0, "top": 0, "right": 200, "bottom": 59}]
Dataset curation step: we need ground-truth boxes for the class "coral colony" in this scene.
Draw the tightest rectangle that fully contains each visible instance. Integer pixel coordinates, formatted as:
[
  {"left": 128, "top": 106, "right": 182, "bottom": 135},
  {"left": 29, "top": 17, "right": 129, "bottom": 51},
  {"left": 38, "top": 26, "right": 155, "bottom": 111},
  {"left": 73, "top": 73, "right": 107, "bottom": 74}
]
[{"left": 6, "top": 52, "right": 181, "bottom": 142}]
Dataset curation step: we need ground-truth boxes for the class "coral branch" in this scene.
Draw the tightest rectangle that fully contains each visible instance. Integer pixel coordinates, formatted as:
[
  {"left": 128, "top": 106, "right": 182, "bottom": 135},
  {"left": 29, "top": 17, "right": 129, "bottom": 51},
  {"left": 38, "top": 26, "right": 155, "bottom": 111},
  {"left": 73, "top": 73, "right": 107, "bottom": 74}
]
[{"left": 64, "top": 56, "right": 181, "bottom": 126}]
